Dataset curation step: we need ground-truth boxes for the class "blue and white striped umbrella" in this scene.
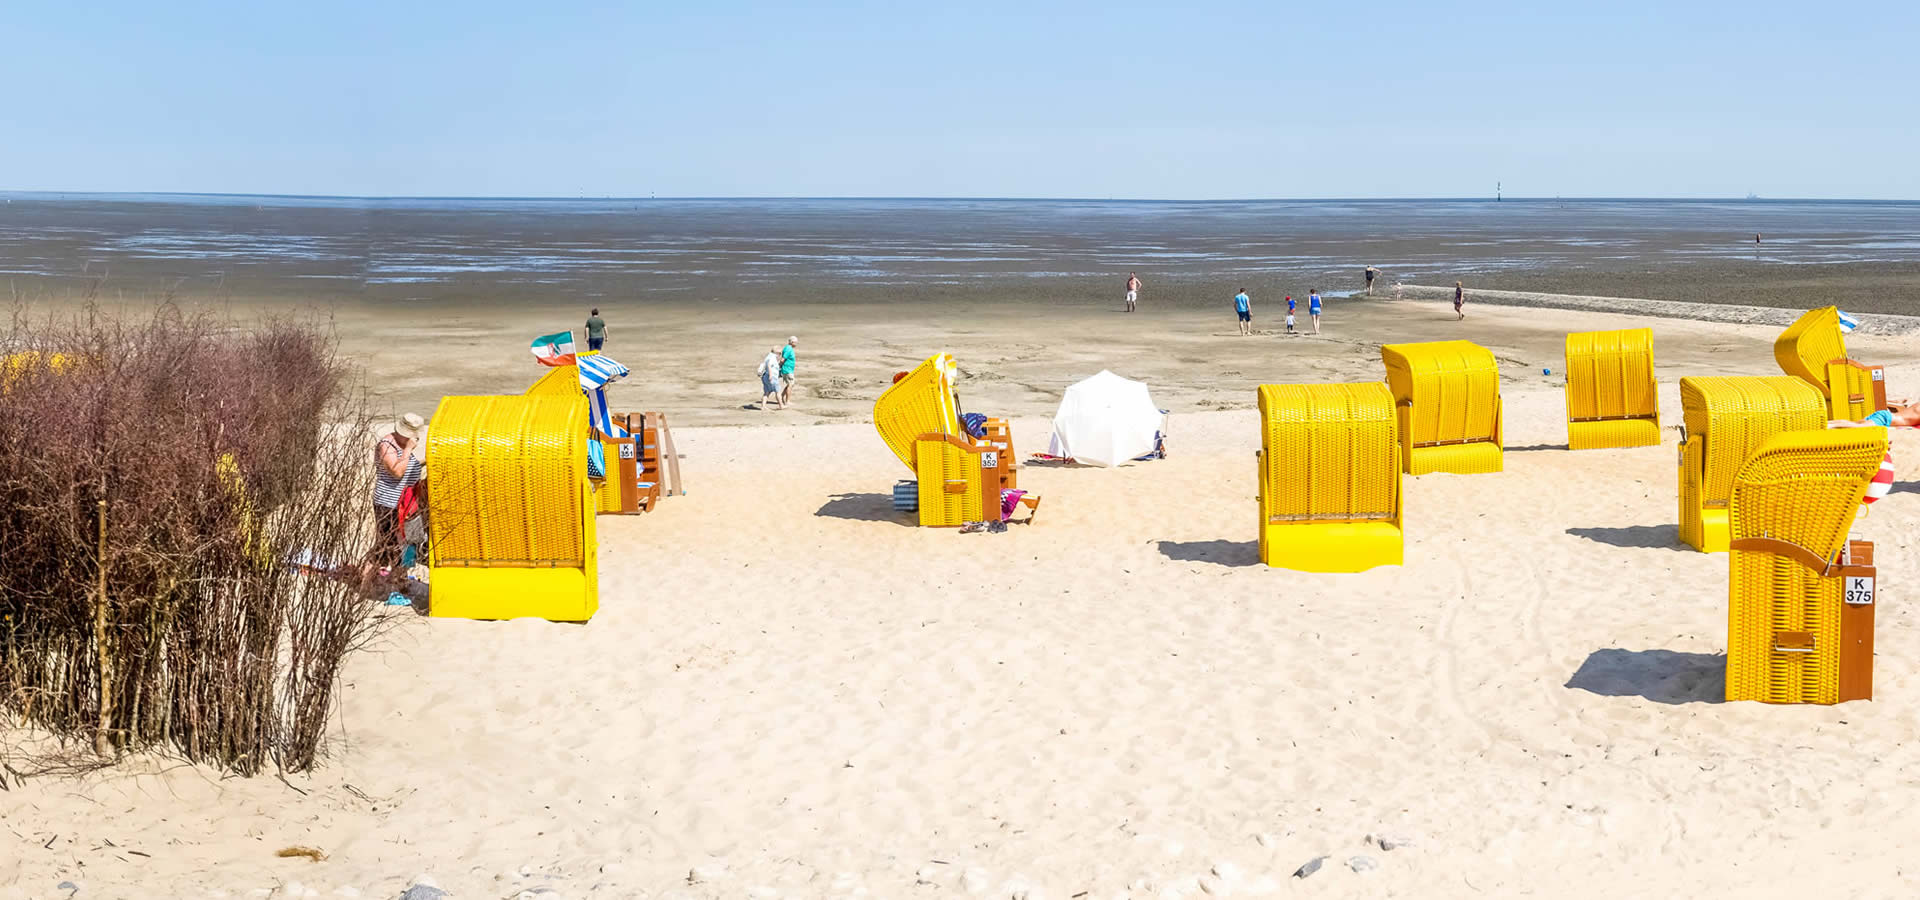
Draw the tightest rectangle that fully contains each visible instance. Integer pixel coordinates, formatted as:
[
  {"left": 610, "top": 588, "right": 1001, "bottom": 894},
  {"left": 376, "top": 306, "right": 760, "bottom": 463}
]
[{"left": 1838, "top": 310, "right": 1861, "bottom": 335}]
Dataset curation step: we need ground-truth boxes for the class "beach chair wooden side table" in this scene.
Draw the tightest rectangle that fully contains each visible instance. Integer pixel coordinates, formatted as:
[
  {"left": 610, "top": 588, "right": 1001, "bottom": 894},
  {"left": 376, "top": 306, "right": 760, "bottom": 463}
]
[
  {"left": 1724, "top": 428, "right": 1886, "bottom": 704},
  {"left": 1564, "top": 327, "right": 1660, "bottom": 450}
]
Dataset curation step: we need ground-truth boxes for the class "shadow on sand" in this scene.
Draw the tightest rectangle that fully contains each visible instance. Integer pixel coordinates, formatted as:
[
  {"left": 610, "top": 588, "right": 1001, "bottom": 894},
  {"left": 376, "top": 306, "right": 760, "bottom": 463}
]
[
  {"left": 1157, "top": 539, "right": 1261, "bottom": 568},
  {"left": 1506, "top": 443, "right": 1569, "bottom": 452},
  {"left": 1566, "top": 524, "right": 1685, "bottom": 551},
  {"left": 815, "top": 492, "right": 914, "bottom": 526},
  {"left": 1565, "top": 648, "right": 1725, "bottom": 704}
]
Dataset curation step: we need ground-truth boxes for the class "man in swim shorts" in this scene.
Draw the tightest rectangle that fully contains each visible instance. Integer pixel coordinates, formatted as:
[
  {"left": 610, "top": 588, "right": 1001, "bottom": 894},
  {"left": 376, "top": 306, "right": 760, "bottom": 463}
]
[
  {"left": 1233, "top": 289, "right": 1252, "bottom": 335},
  {"left": 1126, "top": 272, "right": 1141, "bottom": 312}
]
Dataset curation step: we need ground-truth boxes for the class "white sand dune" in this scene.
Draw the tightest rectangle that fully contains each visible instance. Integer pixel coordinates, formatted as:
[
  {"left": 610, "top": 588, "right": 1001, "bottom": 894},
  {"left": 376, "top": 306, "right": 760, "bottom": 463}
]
[{"left": 5, "top": 310, "right": 1920, "bottom": 898}]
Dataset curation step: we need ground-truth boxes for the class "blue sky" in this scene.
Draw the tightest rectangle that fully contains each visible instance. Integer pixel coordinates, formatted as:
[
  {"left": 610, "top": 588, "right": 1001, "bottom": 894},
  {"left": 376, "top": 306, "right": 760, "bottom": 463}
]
[{"left": 2, "top": 1, "right": 1915, "bottom": 198}]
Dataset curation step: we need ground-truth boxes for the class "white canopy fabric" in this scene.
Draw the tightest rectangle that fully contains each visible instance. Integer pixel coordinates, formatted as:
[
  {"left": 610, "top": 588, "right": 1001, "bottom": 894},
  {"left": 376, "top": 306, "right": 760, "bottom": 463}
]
[{"left": 1047, "top": 370, "right": 1164, "bottom": 467}]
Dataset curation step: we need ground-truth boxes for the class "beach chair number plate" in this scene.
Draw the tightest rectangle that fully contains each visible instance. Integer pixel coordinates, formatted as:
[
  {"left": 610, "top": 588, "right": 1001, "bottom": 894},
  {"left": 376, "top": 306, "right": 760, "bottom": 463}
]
[
  {"left": 981, "top": 451, "right": 999, "bottom": 468},
  {"left": 619, "top": 444, "right": 635, "bottom": 460},
  {"left": 1873, "top": 370, "right": 1885, "bottom": 382},
  {"left": 1845, "top": 576, "right": 1874, "bottom": 606}
]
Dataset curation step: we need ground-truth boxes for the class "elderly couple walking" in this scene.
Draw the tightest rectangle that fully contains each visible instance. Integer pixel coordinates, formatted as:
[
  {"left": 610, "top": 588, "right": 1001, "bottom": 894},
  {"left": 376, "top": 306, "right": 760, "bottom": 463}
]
[{"left": 757, "top": 336, "right": 799, "bottom": 410}]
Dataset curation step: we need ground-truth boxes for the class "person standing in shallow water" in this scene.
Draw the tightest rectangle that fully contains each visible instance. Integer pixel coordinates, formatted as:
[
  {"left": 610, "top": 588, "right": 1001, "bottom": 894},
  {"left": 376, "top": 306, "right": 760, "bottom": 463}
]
[
  {"left": 585, "top": 308, "right": 608, "bottom": 351},
  {"left": 1232, "top": 288, "right": 1252, "bottom": 335}
]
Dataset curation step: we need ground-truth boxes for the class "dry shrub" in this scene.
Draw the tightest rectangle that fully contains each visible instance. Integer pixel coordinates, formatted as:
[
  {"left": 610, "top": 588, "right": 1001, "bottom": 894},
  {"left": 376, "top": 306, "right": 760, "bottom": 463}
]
[{"left": 0, "top": 303, "right": 379, "bottom": 773}]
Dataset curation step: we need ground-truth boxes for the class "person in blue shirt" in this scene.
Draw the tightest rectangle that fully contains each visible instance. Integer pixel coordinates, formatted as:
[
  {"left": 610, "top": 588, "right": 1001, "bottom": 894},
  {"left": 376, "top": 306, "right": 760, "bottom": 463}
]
[
  {"left": 1233, "top": 289, "right": 1252, "bottom": 335},
  {"left": 1307, "top": 289, "right": 1324, "bottom": 334}
]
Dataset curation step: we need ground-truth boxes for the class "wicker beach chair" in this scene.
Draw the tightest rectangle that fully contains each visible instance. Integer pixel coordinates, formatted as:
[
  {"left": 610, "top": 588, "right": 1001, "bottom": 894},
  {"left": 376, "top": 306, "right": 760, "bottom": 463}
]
[
  {"left": 424, "top": 394, "right": 598, "bottom": 622},
  {"left": 1774, "top": 306, "right": 1886, "bottom": 421},
  {"left": 873, "top": 353, "right": 1035, "bottom": 527},
  {"left": 1564, "top": 328, "right": 1660, "bottom": 450},
  {"left": 1256, "top": 383, "right": 1402, "bottom": 572},
  {"left": 1379, "top": 341, "right": 1503, "bottom": 475},
  {"left": 1724, "top": 428, "right": 1886, "bottom": 704},
  {"left": 1676, "top": 376, "right": 1825, "bottom": 553}
]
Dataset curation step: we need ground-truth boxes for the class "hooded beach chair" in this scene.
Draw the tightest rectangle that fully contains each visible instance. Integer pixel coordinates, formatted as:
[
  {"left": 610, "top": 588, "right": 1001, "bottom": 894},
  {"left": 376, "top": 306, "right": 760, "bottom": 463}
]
[
  {"left": 424, "top": 393, "right": 598, "bottom": 622},
  {"left": 1564, "top": 328, "right": 1660, "bottom": 450},
  {"left": 1724, "top": 428, "right": 1886, "bottom": 704},
  {"left": 1675, "top": 376, "right": 1825, "bottom": 552},
  {"left": 1379, "top": 341, "right": 1503, "bottom": 475},
  {"left": 1774, "top": 306, "right": 1885, "bottom": 421},
  {"left": 1256, "top": 383, "right": 1402, "bottom": 572},
  {"left": 873, "top": 353, "right": 1033, "bottom": 527}
]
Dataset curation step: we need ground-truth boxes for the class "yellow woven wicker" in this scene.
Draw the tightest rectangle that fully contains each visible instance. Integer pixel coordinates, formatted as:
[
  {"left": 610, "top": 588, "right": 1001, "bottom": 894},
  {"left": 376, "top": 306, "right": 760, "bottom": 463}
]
[
  {"left": 1380, "top": 341, "right": 1503, "bottom": 475},
  {"left": 1724, "top": 428, "right": 1887, "bottom": 704},
  {"left": 1564, "top": 328, "right": 1660, "bottom": 450},
  {"left": 874, "top": 353, "right": 961, "bottom": 472},
  {"left": 1774, "top": 306, "right": 1879, "bottom": 420},
  {"left": 915, "top": 435, "right": 985, "bottom": 527},
  {"left": 1676, "top": 376, "right": 1824, "bottom": 552},
  {"left": 1256, "top": 383, "right": 1402, "bottom": 572},
  {"left": 524, "top": 365, "right": 580, "bottom": 397},
  {"left": 425, "top": 393, "right": 599, "bottom": 621}
]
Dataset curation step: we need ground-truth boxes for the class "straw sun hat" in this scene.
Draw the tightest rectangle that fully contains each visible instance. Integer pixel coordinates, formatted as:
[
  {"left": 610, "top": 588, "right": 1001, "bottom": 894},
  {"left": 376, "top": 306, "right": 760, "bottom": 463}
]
[{"left": 394, "top": 412, "right": 426, "bottom": 441}]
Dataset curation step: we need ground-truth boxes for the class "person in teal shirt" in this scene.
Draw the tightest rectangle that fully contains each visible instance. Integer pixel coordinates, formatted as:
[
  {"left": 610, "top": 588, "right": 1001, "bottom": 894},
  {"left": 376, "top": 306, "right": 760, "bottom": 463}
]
[
  {"left": 779, "top": 335, "right": 799, "bottom": 406},
  {"left": 1233, "top": 289, "right": 1252, "bottom": 335}
]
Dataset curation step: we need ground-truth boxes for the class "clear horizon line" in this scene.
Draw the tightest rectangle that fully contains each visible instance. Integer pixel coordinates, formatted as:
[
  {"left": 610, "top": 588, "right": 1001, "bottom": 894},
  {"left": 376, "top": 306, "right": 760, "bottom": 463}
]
[{"left": 4, "top": 189, "right": 1919, "bottom": 204}]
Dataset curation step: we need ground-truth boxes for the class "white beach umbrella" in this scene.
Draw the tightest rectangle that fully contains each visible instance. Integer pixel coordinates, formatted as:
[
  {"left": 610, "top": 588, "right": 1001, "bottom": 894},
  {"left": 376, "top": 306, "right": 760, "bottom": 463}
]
[{"left": 1048, "top": 370, "right": 1163, "bottom": 467}]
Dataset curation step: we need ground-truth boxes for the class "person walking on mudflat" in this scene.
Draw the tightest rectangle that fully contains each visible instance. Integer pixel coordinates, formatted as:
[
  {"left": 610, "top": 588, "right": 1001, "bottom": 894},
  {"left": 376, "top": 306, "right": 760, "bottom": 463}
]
[
  {"left": 1125, "top": 272, "right": 1142, "bottom": 312},
  {"left": 1308, "top": 289, "right": 1324, "bottom": 334},
  {"left": 1233, "top": 288, "right": 1253, "bottom": 335},
  {"left": 1364, "top": 265, "right": 1377, "bottom": 295},
  {"left": 779, "top": 335, "right": 799, "bottom": 407},
  {"left": 1453, "top": 281, "right": 1467, "bottom": 320},
  {"left": 585, "top": 308, "right": 608, "bottom": 351}
]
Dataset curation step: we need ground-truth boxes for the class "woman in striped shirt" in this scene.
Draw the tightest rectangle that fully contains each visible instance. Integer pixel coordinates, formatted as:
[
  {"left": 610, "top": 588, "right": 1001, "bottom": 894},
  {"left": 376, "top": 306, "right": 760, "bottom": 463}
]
[{"left": 373, "top": 413, "right": 426, "bottom": 566}]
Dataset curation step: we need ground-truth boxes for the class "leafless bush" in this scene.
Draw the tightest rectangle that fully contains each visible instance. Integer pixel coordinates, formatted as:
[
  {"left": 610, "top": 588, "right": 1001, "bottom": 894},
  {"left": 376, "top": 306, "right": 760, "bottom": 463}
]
[{"left": 0, "top": 304, "right": 379, "bottom": 773}]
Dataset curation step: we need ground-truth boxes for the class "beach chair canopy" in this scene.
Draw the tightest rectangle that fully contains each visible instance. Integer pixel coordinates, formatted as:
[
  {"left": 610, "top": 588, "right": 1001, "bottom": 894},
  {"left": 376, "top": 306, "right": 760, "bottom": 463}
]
[
  {"left": 873, "top": 353, "right": 962, "bottom": 472},
  {"left": 1774, "top": 306, "right": 1852, "bottom": 395},
  {"left": 1047, "top": 370, "right": 1164, "bottom": 467}
]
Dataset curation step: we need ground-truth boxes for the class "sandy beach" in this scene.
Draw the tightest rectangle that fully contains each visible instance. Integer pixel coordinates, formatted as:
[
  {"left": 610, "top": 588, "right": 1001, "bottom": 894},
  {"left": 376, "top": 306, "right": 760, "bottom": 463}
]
[{"left": 4, "top": 296, "right": 1920, "bottom": 898}]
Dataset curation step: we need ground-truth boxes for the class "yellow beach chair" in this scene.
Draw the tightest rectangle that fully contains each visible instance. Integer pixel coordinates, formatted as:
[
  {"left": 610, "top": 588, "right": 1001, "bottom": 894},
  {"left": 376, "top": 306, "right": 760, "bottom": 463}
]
[
  {"left": 873, "top": 353, "right": 1033, "bottom": 527},
  {"left": 1564, "top": 328, "right": 1660, "bottom": 450},
  {"left": 424, "top": 393, "right": 598, "bottom": 622},
  {"left": 1256, "top": 383, "right": 1402, "bottom": 572},
  {"left": 1675, "top": 376, "right": 1824, "bottom": 553},
  {"left": 1774, "top": 306, "right": 1885, "bottom": 421},
  {"left": 1379, "top": 341, "right": 1503, "bottom": 475},
  {"left": 1724, "top": 428, "right": 1886, "bottom": 704}
]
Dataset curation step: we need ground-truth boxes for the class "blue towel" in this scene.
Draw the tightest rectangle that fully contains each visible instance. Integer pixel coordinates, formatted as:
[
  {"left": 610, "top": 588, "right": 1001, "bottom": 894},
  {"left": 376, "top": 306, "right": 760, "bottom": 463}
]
[{"left": 961, "top": 413, "right": 989, "bottom": 438}]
